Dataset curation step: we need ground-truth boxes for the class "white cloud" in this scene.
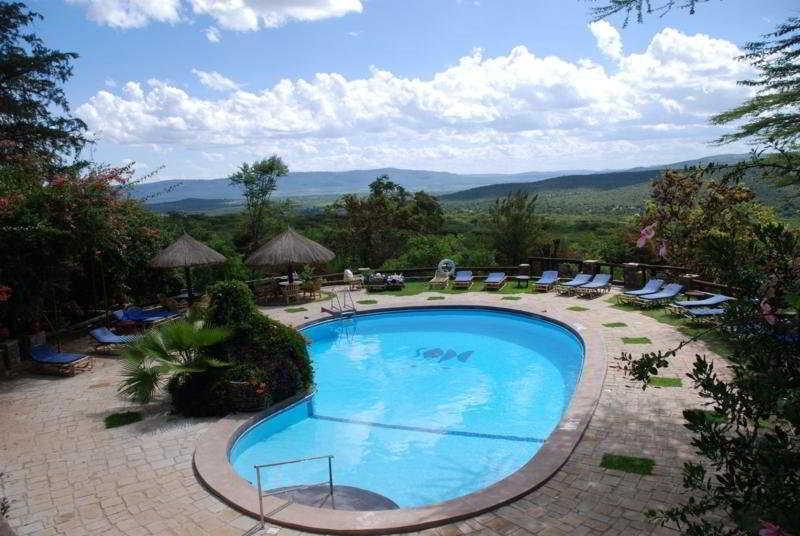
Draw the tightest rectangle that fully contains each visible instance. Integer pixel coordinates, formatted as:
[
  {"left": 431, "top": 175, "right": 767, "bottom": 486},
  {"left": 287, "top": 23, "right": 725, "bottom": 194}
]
[
  {"left": 204, "top": 26, "right": 221, "bottom": 42},
  {"left": 67, "top": 0, "right": 362, "bottom": 30},
  {"left": 66, "top": 0, "right": 182, "bottom": 29},
  {"left": 589, "top": 20, "right": 623, "bottom": 61},
  {"left": 78, "top": 26, "right": 754, "bottom": 174},
  {"left": 191, "top": 69, "right": 241, "bottom": 92}
]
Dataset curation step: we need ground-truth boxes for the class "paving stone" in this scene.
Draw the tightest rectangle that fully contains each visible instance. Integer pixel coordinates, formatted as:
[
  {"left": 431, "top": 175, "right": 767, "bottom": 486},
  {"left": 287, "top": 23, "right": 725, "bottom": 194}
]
[{"left": 0, "top": 289, "right": 732, "bottom": 535}]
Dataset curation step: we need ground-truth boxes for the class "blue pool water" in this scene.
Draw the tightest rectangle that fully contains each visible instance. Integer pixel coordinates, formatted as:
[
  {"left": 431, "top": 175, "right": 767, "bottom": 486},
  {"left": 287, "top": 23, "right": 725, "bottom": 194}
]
[{"left": 230, "top": 308, "right": 584, "bottom": 508}]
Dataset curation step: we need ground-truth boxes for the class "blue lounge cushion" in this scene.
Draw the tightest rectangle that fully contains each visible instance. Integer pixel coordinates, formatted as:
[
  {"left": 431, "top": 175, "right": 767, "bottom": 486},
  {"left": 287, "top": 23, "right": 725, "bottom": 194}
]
[
  {"left": 581, "top": 273, "right": 611, "bottom": 289},
  {"left": 31, "top": 345, "right": 87, "bottom": 364},
  {"left": 685, "top": 307, "right": 726, "bottom": 317},
  {"left": 562, "top": 273, "right": 592, "bottom": 287},
  {"left": 485, "top": 272, "right": 506, "bottom": 283},
  {"left": 454, "top": 271, "right": 473, "bottom": 281},
  {"left": 90, "top": 327, "right": 136, "bottom": 345},
  {"left": 639, "top": 283, "right": 684, "bottom": 301},
  {"left": 535, "top": 271, "right": 559, "bottom": 285},
  {"left": 624, "top": 279, "right": 664, "bottom": 296},
  {"left": 674, "top": 294, "right": 734, "bottom": 308}
]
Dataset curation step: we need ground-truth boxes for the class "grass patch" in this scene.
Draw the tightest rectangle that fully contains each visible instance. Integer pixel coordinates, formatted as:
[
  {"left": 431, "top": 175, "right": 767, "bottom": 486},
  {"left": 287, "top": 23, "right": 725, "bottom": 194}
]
[
  {"left": 603, "top": 322, "right": 628, "bottom": 328},
  {"left": 285, "top": 307, "right": 308, "bottom": 313},
  {"left": 608, "top": 298, "right": 732, "bottom": 358},
  {"left": 649, "top": 376, "right": 683, "bottom": 388},
  {"left": 622, "top": 336, "right": 652, "bottom": 344},
  {"left": 567, "top": 305, "right": 589, "bottom": 312},
  {"left": 356, "top": 299, "right": 378, "bottom": 305},
  {"left": 501, "top": 296, "right": 522, "bottom": 300},
  {"left": 104, "top": 411, "right": 142, "bottom": 429},
  {"left": 684, "top": 408, "right": 725, "bottom": 424},
  {"left": 368, "top": 281, "right": 528, "bottom": 297},
  {"left": 427, "top": 296, "right": 445, "bottom": 301},
  {"left": 600, "top": 453, "right": 655, "bottom": 475}
]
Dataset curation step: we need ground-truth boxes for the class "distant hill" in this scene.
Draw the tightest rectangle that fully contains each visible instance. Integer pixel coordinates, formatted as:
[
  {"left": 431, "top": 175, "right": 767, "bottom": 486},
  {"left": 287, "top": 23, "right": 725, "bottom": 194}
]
[
  {"left": 438, "top": 170, "right": 662, "bottom": 202},
  {"left": 133, "top": 167, "right": 589, "bottom": 203},
  {"left": 132, "top": 154, "right": 748, "bottom": 204}
]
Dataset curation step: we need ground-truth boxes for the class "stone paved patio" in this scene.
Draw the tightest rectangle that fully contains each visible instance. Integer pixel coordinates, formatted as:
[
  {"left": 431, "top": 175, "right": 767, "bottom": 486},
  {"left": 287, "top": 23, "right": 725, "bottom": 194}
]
[{"left": 0, "top": 288, "right": 729, "bottom": 536}]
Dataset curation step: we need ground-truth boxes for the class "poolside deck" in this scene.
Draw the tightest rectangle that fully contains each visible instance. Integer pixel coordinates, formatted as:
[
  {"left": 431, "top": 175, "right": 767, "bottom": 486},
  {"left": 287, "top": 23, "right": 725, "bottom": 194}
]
[{"left": 0, "top": 288, "right": 728, "bottom": 536}]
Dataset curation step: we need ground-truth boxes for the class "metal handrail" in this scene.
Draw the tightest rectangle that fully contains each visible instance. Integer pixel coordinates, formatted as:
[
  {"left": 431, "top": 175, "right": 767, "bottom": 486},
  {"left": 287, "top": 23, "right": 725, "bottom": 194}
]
[{"left": 252, "top": 455, "right": 335, "bottom": 531}]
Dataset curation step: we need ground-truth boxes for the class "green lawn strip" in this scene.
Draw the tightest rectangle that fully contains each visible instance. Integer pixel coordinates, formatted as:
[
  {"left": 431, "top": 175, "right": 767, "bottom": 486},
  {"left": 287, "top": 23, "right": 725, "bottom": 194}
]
[
  {"left": 285, "top": 307, "right": 308, "bottom": 313},
  {"left": 427, "top": 296, "right": 445, "bottom": 301},
  {"left": 603, "top": 322, "right": 628, "bottom": 328},
  {"left": 622, "top": 336, "right": 652, "bottom": 344},
  {"left": 356, "top": 299, "right": 378, "bottom": 305},
  {"left": 608, "top": 298, "right": 732, "bottom": 358},
  {"left": 684, "top": 408, "right": 725, "bottom": 424},
  {"left": 648, "top": 376, "right": 683, "bottom": 388},
  {"left": 600, "top": 453, "right": 655, "bottom": 475},
  {"left": 104, "top": 411, "right": 143, "bottom": 429},
  {"left": 567, "top": 305, "right": 589, "bottom": 312},
  {"left": 368, "top": 281, "right": 528, "bottom": 297},
  {"left": 501, "top": 296, "right": 521, "bottom": 301}
]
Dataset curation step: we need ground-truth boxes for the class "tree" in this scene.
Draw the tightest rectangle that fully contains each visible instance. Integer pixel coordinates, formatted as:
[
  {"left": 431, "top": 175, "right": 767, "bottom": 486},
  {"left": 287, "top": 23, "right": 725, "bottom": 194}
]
[
  {"left": 228, "top": 155, "right": 288, "bottom": 248},
  {"left": 487, "top": 191, "right": 545, "bottom": 265},
  {"left": 119, "top": 318, "right": 230, "bottom": 404},
  {"left": 589, "top": 0, "right": 712, "bottom": 25},
  {"left": 0, "top": 1, "right": 87, "bottom": 164},
  {"left": 622, "top": 168, "right": 800, "bottom": 536},
  {"left": 711, "top": 18, "right": 800, "bottom": 183},
  {"left": 329, "top": 175, "right": 444, "bottom": 267}
]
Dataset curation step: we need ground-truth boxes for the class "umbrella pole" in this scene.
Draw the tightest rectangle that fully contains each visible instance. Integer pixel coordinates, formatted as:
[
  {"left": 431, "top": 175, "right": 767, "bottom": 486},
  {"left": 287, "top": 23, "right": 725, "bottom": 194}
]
[
  {"left": 287, "top": 264, "right": 294, "bottom": 285},
  {"left": 185, "top": 266, "right": 194, "bottom": 305}
]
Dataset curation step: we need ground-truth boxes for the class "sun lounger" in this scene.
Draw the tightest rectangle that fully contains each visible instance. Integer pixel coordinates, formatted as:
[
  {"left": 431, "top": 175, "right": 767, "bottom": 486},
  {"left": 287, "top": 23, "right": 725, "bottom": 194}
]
[
  {"left": 533, "top": 271, "right": 559, "bottom": 292},
  {"left": 633, "top": 283, "right": 684, "bottom": 307},
  {"left": 575, "top": 273, "right": 612, "bottom": 297},
  {"left": 30, "top": 345, "right": 92, "bottom": 376},
  {"left": 428, "top": 269, "right": 450, "bottom": 289},
  {"left": 616, "top": 279, "right": 664, "bottom": 304},
  {"left": 483, "top": 272, "right": 507, "bottom": 290},
  {"left": 683, "top": 306, "right": 726, "bottom": 324},
  {"left": 113, "top": 306, "right": 179, "bottom": 326},
  {"left": 90, "top": 327, "right": 138, "bottom": 352},
  {"left": 452, "top": 271, "right": 474, "bottom": 289},
  {"left": 673, "top": 294, "right": 734, "bottom": 308},
  {"left": 555, "top": 273, "right": 592, "bottom": 295}
]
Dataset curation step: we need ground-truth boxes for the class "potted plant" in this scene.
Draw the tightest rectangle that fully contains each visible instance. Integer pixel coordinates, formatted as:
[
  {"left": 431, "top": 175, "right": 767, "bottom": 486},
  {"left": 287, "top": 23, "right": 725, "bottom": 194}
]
[{"left": 386, "top": 273, "right": 405, "bottom": 289}]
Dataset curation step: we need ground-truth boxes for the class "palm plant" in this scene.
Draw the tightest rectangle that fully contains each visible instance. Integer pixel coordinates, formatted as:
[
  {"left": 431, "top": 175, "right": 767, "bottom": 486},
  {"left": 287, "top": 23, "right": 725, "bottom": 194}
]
[{"left": 119, "top": 319, "right": 230, "bottom": 404}]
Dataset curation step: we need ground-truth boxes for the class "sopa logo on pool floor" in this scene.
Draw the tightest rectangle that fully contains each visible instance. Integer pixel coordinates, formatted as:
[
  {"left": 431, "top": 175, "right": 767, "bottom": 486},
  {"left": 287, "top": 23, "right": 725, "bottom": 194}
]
[{"left": 415, "top": 347, "right": 474, "bottom": 363}]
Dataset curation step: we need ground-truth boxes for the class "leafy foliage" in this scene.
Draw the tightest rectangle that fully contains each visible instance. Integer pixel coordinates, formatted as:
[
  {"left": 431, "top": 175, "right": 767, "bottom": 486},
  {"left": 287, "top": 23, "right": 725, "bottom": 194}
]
[
  {"left": 228, "top": 155, "right": 288, "bottom": 248},
  {"left": 118, "top": 318, "right": 230, "bottom": 405},
  {"left": 621, "top": 167, "right": 800, "bottom": 535},
  {"left": 0, "top": 164, "right": 174, "bottom": 336},
  {"left": 488, "top": 191, "right": 546, "bottom": 264},
  {"left": 327, "top": 175, "right": 444, "bottom": 268},
  {"left": 589, "top": 0, "right": 711, "bottom": 25},
  {"left": 0, "top": 1, "right": 86, "bottom": 164},
  {"left": 205, "top": 281, "right": 312, "bottom": 404}
]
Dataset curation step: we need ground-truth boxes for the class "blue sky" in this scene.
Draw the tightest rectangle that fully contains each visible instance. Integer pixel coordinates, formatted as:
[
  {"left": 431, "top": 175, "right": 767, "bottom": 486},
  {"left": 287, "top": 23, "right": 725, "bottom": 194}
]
[{"left": 30, "top": 0, "right": 799, "bottom": 179}]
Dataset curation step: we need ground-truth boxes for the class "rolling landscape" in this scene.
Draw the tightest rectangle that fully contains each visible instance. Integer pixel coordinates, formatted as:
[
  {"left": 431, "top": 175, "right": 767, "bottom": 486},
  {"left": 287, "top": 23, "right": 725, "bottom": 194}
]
[{"left": 137, "top": 153, "right": 800, "bottom": 219}]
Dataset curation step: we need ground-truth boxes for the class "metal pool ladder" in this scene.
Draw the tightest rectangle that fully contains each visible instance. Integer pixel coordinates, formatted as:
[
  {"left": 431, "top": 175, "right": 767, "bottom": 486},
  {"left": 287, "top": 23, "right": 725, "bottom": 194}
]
[
  {"left": 244, "top": 455, "right": 335, "bottom": 535},
  {"left": 321, "top": 288, "right": 356, "bottom": 317}
]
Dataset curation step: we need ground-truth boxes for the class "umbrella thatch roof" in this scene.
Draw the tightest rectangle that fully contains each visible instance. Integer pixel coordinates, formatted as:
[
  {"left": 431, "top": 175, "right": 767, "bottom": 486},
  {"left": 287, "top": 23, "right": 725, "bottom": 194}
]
[
  {"left": 149, "top": 233, "right": 226, "bottom": 268},
  {"left": 246, "top": 228, "right": 335, "bottom": 267}
]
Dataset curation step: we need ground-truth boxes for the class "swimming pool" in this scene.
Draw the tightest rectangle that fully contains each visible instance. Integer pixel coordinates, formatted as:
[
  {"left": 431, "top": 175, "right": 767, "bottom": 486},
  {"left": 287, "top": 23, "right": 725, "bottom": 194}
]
[{"left": 229, "top": 307, "right": 584, "bottom": 509}]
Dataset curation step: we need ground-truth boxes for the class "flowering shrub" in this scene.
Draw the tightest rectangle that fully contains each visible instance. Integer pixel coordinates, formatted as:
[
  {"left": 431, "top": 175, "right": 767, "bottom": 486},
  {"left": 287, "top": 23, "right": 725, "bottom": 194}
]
[
  {"left": 622, "top": 166, "right": 800, "bottom": 535},
  {"left": 0, "top": 163, "right": 173, "bottom": 335}
]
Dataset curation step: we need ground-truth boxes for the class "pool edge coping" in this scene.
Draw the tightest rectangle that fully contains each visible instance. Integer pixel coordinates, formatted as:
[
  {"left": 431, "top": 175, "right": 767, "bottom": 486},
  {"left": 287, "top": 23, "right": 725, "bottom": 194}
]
[{"left": 193, "top": 304, "right": 607, "bottom": 535}]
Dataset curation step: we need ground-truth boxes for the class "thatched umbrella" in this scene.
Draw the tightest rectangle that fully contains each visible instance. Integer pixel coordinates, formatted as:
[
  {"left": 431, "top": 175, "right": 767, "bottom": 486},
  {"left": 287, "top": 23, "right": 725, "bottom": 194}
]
[
  {"left": 150, "top": 233, "right": 226, "bottom": 303},
  {"left": 246, "top": 228, "right": 335, "bottom": 283}
]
